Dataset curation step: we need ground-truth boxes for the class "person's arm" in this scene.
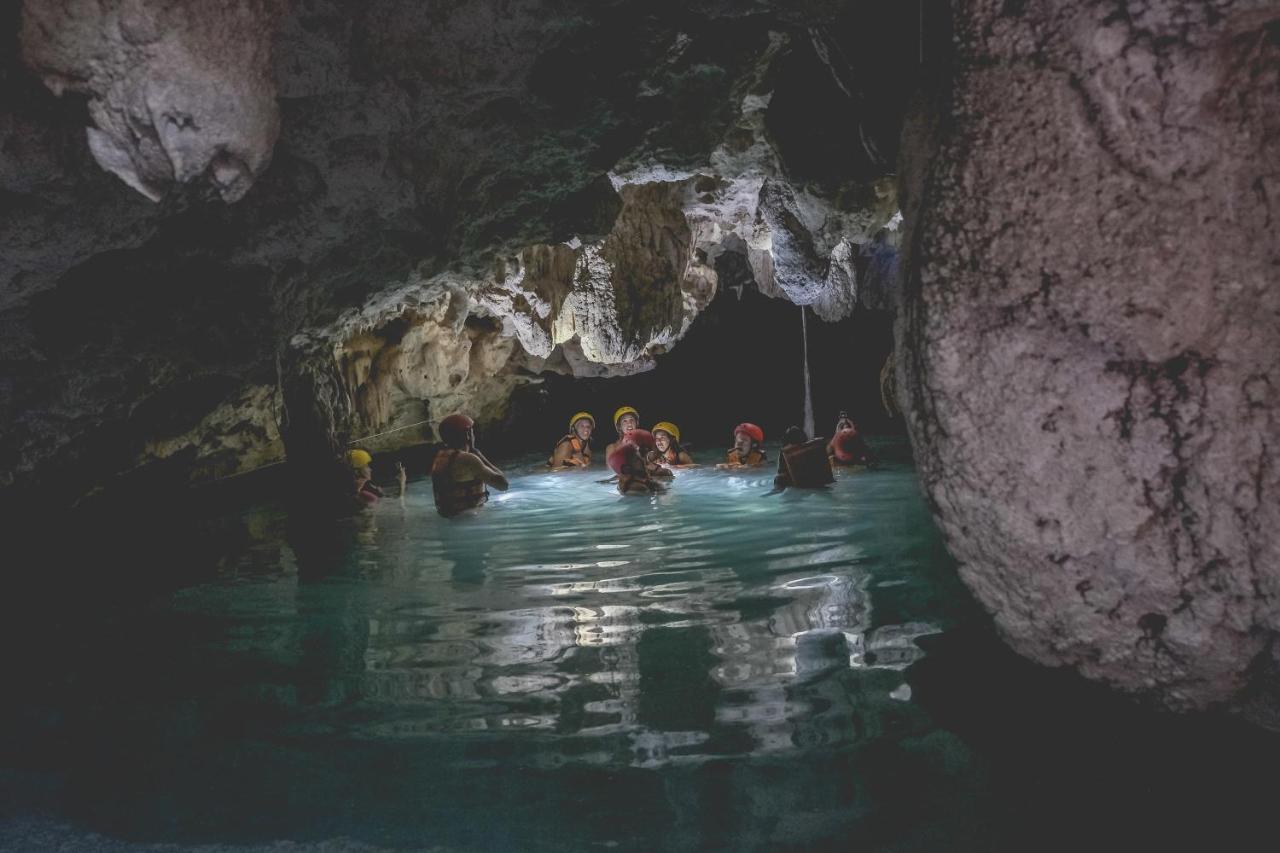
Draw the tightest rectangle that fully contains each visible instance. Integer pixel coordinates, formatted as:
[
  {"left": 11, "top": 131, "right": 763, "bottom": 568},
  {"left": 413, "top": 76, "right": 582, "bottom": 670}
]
[
  {"left": 467, "top": 448, "right": 509, "bottom": 491},
  {"left": 677, "top": 451, "right": 694, "bottom": 466},
  {"left": 550, "top": 439, "right": 573, "bottom": 467}
]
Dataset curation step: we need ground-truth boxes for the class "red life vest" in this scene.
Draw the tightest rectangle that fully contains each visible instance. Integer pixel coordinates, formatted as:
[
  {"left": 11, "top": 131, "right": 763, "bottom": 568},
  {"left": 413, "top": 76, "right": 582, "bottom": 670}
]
[{"left": 431, "top": 449, "right": 488, "bottom": 517}]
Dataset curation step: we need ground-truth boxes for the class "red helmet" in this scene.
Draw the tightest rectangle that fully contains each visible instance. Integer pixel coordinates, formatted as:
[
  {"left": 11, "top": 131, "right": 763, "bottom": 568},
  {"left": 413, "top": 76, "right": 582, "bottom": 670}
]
[
  {"left": 733, "top": 422, "right": 764, "bottom": 444},
  {"left": 832, "top": 427, "right": 859, "bottom": 462},
  {"left": 622, "top": 428, "right": 656, "bottom": 451},
  {"left": 607, "top": 444, "right": 637, "bottom": 475},
  {"left": 439, "top": 413, "right": 474, "bottom": 447}
]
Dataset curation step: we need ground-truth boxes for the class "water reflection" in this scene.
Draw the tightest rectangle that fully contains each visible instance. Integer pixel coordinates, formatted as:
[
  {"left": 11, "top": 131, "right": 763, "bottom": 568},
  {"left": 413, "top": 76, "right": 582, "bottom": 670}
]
[{"left": 169, "top": 449, "right": 955, "bottom": 770}]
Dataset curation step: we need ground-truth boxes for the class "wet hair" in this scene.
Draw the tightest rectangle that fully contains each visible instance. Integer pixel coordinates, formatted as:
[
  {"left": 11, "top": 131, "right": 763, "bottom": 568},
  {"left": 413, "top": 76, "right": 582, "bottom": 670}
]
[{"left": 783, "top": 426, "right": 807, "bottom": 445}]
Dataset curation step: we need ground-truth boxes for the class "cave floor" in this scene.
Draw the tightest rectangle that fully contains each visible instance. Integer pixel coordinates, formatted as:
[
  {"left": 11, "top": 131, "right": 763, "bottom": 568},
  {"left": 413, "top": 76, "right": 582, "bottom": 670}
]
[{"left": 1, "top": 438, "right": 1276, "bottom": 851}]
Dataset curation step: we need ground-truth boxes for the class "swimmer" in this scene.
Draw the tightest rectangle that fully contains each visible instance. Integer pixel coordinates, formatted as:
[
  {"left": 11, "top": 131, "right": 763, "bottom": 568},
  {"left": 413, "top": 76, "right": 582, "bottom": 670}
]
[
  {"left": 719, "top": 422, "right": 767, "bottom": 468},
  {"left": 828, "top": 413, "right": 872, "bottom": 467},
  {"left": 774, "top": 426, "right": 834, "bottom": 490},
  {"left": 651, "top": 421, "right": 695, "bottom": 467},
  {"left": 608, "top": 434, "right": 666, "bottom": 496},
  {"left": 549, "top": 411, "right": 595, "bottom": 468},
  {"left": 430, "top": 413, "right": 509, "bottom": 517},
  {"left": 346, "top": 448, "right": 383, "bottom": 506},
  {"left": 604, "top": 405, "right": 641, "bottom": 459}
]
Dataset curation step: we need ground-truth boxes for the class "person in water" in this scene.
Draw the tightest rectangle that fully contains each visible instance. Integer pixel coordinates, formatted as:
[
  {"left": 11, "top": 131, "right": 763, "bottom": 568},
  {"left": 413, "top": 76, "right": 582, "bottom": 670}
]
[
  {"left": 719, "top": 422, "right": 767, "bottom": 468},
  {"left": 608, "top": 430, "right": 665, "bottom": 496},
  {"left": 430, "top": 413, "right": 509, "bottom": 517},
  {"left": 604, "top": 405, "right": 641, "bottom": 459},
  {"left": 828, "top": 413, "right": 872, "bottom": 466},
  {"left": 774, "top": 426, "right": 834, "bottom": 490},
  {"left": 347, "top": 448, "right": 384, "bottom": 506},
  {"left": 549, "top": 411, "right": 595, "bottom": 467},
  {"left": 651, "top": 421, "right": 695, "bottom": 467}
]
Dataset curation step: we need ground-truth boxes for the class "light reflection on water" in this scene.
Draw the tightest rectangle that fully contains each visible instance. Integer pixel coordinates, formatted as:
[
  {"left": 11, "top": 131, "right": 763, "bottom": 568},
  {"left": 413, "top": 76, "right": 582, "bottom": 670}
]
[{"left": 172, "top": 443, "right": 962, "bottom": 766}]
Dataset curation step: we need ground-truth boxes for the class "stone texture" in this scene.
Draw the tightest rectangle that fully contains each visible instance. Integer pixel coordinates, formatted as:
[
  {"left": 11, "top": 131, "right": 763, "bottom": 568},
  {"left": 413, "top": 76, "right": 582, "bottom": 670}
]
[
  {"left": 20, "top": 0, "right": 283, "bottom": 202},
  {"left": 1, "top": 0, "right": 908, "bottom": 500},
  {"left": 897, "top": 0, "right": 1279, "bottom": 711}
]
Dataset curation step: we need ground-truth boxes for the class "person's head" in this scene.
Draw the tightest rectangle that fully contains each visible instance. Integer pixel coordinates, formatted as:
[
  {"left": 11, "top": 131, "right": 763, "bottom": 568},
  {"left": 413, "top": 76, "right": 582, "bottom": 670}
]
[
  {"left": 353, "top": 465, "right": 372, "bottom": 482},
  {"left": 613, "top": 405, "right": 639, "bottom": 436},
  {"left": 651, "top": 421, "right": 681, "bottom": 454},
  {"left": 835, "top": 410, "right": 856, "bottom": 433},
  {"left": 569, "top": 411, "right": 595, "bottom": 441},
  {"left": 783, "top": 426, "right": 807, "bottom": 446},
  {"left": 733, "top": 422, "right": 764, "bottom": 455},
  {"left": 439, "top": 413, "right": 475, "bottom": 450}
]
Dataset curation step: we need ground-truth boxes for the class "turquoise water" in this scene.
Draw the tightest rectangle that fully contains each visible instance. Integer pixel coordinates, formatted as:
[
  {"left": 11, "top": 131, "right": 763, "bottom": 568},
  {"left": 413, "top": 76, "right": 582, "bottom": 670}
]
[{"left": 9, "top": 439, "right": 1272, "bottom": 850}]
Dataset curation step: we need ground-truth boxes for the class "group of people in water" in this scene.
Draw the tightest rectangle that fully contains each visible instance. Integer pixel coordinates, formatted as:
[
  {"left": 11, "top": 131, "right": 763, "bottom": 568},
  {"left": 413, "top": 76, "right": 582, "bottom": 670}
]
[{"left": 347, "top": 405, "right": 872, "bottom": 517}]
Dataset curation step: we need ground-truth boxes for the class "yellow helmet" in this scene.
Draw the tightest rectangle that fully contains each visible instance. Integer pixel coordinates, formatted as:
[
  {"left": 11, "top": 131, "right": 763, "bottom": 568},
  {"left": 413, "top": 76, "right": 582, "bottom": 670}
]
[
  {"left": 613, "top": 406, "right": 639, "bottom": 428},
  {"left": 346, "top": 449, "right": 372, "bottom": 469},
  {"left": 651, "top": 421, "right": 681, "bottom": 443},
  {"left": 568, "top": 411, "right": 595, "bottom": 431}
]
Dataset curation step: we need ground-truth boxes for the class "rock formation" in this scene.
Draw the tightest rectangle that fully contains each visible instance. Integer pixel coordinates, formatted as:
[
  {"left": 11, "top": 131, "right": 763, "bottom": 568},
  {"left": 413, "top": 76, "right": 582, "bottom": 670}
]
[
  {"left": 897, "top": 0, "right": 1279, "bottom": 712},
  {"left": 1, "top": 0, "right": 908, "bottom": 500},
  {"left": 20, "top": 0, "right": 283, "bottom": 202}
]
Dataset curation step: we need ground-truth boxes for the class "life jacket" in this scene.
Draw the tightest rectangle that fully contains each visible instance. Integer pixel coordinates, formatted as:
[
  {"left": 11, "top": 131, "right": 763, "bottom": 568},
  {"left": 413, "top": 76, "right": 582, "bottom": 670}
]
[
  {"left": 725, "top": 447, "right": 766, "bottom": 466},
  {"left": 431, "top": 449, "right": 488, "bottom": 517},
  {"left": 780, "top": 438, "right": 834, "bottom": 488},
  {"left": 549, "top": 434, "right": 590, "bottom": 466}
]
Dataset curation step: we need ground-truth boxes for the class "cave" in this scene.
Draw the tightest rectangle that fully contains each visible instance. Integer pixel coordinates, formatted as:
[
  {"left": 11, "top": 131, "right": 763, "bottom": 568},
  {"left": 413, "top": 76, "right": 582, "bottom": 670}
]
[{"left": 1, "top": 1, "right": 1277, "bottom": 850}]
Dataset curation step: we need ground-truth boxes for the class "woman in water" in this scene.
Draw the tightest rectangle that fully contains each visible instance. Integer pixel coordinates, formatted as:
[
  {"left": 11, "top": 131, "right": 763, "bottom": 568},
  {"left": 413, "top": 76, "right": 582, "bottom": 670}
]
[
  {"left": 549, "top": 411, "right": 595, "bottom": 468},
  {"left": 650, "top": 421, "right": 695, "bottom": 467},
  {"left": 608, "top": 429, "right": 665, "bottom": 495},
  {"left": 604, "top": 405, "right": 640, "bottom": 459}
]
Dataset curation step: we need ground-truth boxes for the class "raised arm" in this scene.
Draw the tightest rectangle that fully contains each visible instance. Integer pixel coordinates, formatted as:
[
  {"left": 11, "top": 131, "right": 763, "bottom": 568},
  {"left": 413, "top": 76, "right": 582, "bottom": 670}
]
[{"left": 467, "top": 448, "right": 509, "bottom": 491}]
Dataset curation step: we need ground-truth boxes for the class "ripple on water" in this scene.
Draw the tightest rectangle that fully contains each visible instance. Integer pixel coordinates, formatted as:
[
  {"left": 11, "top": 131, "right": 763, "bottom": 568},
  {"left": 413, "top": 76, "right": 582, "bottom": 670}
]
[{"left": 159, "top": 443, "right": 959, "bottom": 774}]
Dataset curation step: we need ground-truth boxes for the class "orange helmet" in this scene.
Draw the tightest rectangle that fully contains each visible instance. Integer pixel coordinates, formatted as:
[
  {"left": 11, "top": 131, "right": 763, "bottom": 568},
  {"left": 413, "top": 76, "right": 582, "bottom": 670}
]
[{"left": 733, "top": 422, "right": 764, "bottom": 444}]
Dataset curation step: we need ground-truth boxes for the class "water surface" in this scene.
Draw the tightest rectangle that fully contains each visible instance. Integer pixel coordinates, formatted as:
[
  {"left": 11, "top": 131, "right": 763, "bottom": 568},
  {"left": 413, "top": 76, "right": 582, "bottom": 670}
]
[{"left": 5, "top": 439, "right": 1274, "bottom": 851}]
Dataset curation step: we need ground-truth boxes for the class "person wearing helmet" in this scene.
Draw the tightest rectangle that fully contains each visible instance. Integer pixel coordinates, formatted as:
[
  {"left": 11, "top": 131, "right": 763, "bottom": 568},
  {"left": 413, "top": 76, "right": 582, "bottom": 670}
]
[
  {"left": 604, "top": 405, "right": 641, "bottom": 460},
  {"left": 346, "top": 448, "right": 384, "bottom": 505},
  {"left": 608, "top": 429, "right": 666, "bottom": 496},
  {"left": 719, "top": 422, "right": 767, "bottom": 468},
  {"left": 430, "top": 413, "right": 509, "bottom": 517},
  {"left": 650, "top": 421, "right": 695, "bottom": 467},
  {"left": 827, "top": 413, "right": 872, "bottom": 467},
  {"left": 549, "top": 411, "right": 595, "bottom": 468}
]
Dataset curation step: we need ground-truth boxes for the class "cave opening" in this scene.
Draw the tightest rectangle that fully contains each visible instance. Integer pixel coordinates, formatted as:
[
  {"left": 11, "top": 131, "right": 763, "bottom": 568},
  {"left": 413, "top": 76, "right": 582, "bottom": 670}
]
[{"left": 494, "top": 246, "right": 899, "bottom": 461}]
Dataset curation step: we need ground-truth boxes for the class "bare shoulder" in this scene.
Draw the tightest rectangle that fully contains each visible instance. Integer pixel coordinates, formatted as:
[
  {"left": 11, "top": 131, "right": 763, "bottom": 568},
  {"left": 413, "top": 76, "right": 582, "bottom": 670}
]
[{"left": 452, "top": 451, "right": 486, "bottom": 478}]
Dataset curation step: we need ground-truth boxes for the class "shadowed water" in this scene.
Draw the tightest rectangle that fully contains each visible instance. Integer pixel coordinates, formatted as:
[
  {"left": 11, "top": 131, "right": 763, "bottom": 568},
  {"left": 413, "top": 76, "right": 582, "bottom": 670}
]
[{"left": 6, "top": 439, "right": 1274, "bottom": 851}]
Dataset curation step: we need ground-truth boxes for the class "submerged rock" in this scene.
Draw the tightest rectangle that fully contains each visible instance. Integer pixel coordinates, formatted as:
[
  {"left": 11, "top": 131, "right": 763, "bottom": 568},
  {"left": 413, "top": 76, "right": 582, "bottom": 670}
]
[{"left": 897, "top": 1, "right": 1279, "bottom": 713}]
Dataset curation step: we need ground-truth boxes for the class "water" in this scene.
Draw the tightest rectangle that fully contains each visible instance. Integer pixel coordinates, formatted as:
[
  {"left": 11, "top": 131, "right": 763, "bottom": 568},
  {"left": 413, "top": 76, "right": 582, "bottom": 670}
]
[{"left": 4, "top": 439, "right": 1277, "bottom": 851}]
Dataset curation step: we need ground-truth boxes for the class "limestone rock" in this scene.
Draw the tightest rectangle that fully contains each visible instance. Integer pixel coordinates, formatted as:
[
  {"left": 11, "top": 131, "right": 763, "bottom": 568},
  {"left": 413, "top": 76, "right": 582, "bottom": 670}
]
[
  {"left": 897, "top": 0, "right": 1280, "bottom": 711},
  {"left": 20, "top": 0, "right": 282, "bottom": 202}
]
